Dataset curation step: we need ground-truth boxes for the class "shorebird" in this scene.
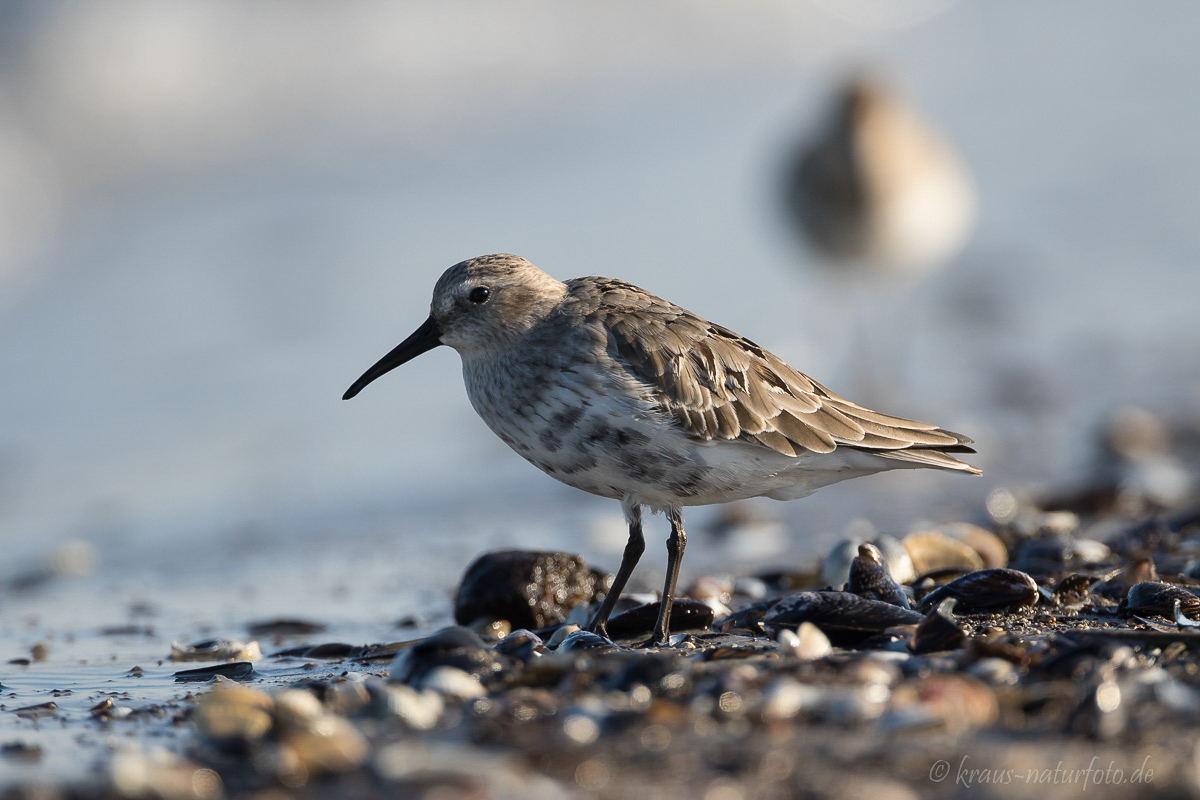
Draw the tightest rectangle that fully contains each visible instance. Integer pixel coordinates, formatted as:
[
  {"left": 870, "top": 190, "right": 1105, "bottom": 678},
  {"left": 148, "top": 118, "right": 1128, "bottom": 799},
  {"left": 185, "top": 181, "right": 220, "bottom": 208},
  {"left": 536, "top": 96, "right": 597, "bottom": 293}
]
[
  {"left": 784, "top": 75, "right": 976, "bottom": 278},
  {"left": 344, "top": 254, "right": 979, "bottom": 645}
]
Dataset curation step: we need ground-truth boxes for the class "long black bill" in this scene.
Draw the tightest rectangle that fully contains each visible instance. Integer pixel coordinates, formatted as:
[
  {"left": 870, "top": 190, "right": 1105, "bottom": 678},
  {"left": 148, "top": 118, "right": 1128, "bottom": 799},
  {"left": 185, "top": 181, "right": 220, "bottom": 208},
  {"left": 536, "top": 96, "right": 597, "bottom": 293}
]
[{"left": 342, "top": 315, "right": 443, "bottom": 400}]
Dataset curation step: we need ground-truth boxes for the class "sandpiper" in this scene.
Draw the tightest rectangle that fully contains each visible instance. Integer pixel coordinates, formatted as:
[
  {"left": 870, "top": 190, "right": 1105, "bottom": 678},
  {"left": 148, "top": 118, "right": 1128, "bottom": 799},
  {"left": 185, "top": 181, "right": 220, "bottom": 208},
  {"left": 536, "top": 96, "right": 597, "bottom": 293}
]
[
  {"left": 784, "top": 75, "right": 976, "bottom": 277},
  {"left": 344, "top": 254, "right": 980, "bottom": 645}
]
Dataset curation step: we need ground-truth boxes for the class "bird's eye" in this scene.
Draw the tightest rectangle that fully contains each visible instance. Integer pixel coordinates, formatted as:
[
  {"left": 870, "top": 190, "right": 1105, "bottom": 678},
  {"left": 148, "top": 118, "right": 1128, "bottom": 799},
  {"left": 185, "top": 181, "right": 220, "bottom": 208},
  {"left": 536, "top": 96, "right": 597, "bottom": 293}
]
[{"left": 468, "top": 286, "right": 491, "bottom": 304}]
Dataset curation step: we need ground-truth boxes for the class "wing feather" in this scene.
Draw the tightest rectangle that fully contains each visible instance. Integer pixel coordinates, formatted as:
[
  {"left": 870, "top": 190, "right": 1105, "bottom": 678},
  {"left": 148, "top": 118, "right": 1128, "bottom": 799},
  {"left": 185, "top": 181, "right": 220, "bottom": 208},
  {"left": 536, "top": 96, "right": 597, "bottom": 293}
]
[{"left": 579, "top": 277, "right": 978, "bottom": 474}]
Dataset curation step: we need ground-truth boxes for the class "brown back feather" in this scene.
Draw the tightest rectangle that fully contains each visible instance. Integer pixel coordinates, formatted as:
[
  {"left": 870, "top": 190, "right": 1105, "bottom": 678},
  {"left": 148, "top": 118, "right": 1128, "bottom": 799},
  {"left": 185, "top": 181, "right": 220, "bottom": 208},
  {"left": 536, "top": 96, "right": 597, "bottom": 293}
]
[{"left": 575, "top": 277, "right": 978, "bottom": 473}]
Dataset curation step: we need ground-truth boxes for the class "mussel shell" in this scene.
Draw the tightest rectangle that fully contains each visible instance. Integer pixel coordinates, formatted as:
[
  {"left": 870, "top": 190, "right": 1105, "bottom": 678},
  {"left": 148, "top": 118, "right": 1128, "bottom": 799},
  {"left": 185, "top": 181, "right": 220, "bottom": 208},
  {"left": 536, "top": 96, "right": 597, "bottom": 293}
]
[
  {"left": 821, "top": 535, "right": 914, "bottom": 589},
  {"left": 493, "top": 629, "right": 544, "bottom": 664},
  {"left": 271, "top": 642, "right": 364, "bottom": 660},
  {"left": 555, "top": 630, "right": 619, "bottom": 653},
  {"left": 1124, "top": 581, "right": 1200, "bottom": 617},
  {"left": 908, "top": 599, "right": 966, "bottom": 654},
  {"left": 918, "top": 568, "right": 1039, "bottom": 613},
  {"left": 390, "top": 626, "right": 503, "bottom": 685},
  {"left": 903, "top": 530, "right": 985, "bottom": 576},
  {"left": 716, "top": 598, "right": 778, "bottom": 633},
  {"left": 939, "top": 523, "right": 1009, "bottom": 569},
  {"left": 173, "top": 661, "right": 257, "bottom": 683},
  {"left": 763, "top": 591, "right": 922, "bottom": 635},
  {"left": 1010, "top": 535, "right": 1070, "bottom": 577},
  {"left": 847, "top": 543, "right": 910, "bottom": 609},
  {"left": 605, "top": 598, "right": 716, "bottom": 638}
]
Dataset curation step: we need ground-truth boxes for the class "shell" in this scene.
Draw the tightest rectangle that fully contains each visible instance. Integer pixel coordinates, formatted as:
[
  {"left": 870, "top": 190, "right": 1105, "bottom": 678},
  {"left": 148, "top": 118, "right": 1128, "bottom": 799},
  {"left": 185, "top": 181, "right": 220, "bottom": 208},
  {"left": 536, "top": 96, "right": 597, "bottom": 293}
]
[
  {"left": 390, "top": 626, "right": 502, "bottom": 687},
  {"left": 493, "top": 629, "right": 544, "bottom": 664},
  {"left": 874, "top": 535, "right": 917, "bottom": 585},
  {"left": 918, "top": 569, "right": 1039, "bottom": 613},
  {"left": 1070, "top": 538, "right": 1112, "bottom": 565},
  {"left": 887, "top": 674, "right": 998, "bottom": 733},
  {"left": 715, "top": 598, "right": 777, "bottom": 634},
  {"left": 822, "top": 535, "right": 914, "bottom": 589},
  {"left": 903, "top": 530, "right": 984, "bottom": 576},
  {"left": 173, "top": 662, "right": 256, "bottom": 683},
  {"left": 763, "top": 591, "right": 923, "bottom": 636},
  {"left": 1011, "top": 535, "right": 1070, "bottom": 577},
  {"left": 169, "top": 638, "right": 261, "bottom": 662},
  {"left": 605, "top": 598, "right": 715, "bottom": 638},
  {"left": 785, "top": 622, "right": 833, "bottom": 660},
  {"left": 555, "top": 630, "right": 619, "bottom": 653},
  {"left": 375, "top": 684, "right": 444, "bottom": 730},
  {"left": 847, "top": 543, "right": 910, "bottom": 608},
  {"left": 1125, "top": 581, "right": 1200, "bottom": 618},
  {"left": 415, "top": 666, "right": 487, "bottom": 700},
  {"left": 821, "top": 538, "right": 864, "bottom": 589},
  {"left": 937, "top": 523, "right": 1008, "bottom": 569},
  {"left": 279, "top": 714, "right": 370, "bottom": 776},
  {"left": 545, "top": 624, "right": 581, "bottom": 649},
  {"left": 908, "top": 598, "right": 966, "bottom": 654}
]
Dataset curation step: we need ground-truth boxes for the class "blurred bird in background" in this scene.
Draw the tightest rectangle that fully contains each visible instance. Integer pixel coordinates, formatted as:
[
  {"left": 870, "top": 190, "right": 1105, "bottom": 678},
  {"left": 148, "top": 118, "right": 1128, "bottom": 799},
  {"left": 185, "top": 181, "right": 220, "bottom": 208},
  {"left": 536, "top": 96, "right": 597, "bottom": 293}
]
[
  {"left": 784, "top": 73, "right": 977, "bottom": 279},
  {"left": 781, "top": 73, "right": 978, "bottom": 401}
]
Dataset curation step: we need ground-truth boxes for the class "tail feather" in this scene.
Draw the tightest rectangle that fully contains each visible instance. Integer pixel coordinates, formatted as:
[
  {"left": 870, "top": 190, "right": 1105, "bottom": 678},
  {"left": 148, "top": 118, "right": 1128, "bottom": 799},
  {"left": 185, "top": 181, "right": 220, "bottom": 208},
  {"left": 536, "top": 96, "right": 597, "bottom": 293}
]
[{"left": 872, "top": 447, "right": 982, "bottom": 475}]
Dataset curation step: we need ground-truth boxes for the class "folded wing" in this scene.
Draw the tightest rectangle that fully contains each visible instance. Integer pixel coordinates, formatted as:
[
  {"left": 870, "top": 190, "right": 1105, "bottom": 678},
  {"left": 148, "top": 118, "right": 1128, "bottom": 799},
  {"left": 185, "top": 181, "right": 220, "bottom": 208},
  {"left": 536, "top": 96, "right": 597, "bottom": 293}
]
[{"left": 589, "top": 281, "right": 979, "bottom": 475}]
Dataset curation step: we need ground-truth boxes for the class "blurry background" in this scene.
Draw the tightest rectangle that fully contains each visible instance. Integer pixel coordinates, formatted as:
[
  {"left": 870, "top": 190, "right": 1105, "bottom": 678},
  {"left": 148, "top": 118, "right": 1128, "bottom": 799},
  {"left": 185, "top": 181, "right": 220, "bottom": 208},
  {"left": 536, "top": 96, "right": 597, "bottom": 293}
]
[{"left": 1, "top": 1, "right": 1199, "bottom": 625}]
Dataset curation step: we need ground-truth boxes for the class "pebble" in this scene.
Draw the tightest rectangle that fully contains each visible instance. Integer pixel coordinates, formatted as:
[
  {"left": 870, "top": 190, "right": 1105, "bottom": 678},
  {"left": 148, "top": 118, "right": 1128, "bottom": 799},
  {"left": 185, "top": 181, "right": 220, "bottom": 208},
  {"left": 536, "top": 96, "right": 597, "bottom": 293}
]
[
  {"left": 453, "top": 550, "right": 608, "bottom": 629},
  {"left": 54, "top": 406, "right": 1200, "bottom": 799},
  {"left": 777, "top": 622, "right": 832, "bottom": 661}
]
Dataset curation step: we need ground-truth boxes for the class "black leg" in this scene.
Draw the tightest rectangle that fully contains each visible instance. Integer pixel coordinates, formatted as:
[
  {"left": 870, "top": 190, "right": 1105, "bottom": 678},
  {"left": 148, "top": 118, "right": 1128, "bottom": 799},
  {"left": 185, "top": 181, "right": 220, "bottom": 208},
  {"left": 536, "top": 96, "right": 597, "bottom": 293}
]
[
  {"left": 646, "top": 507, "right": 686, "bottom": 646},
  {"left": 586, "top": 505, "right": 644, "bottom": 639}
]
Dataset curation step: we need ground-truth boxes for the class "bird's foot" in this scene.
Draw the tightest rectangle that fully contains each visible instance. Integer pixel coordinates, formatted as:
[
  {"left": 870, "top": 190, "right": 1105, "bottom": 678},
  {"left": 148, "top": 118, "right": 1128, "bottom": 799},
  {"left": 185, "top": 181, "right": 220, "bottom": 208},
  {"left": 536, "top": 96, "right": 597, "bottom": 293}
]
[{"left": 639, "top": 629, "right": 670, "bottom": 649}]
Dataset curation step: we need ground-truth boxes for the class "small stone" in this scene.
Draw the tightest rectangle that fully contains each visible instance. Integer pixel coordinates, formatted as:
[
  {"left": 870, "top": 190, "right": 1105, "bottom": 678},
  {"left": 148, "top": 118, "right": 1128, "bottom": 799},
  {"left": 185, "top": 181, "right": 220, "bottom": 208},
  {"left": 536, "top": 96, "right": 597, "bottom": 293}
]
[
  {"left": 415, "top": 666, "right": 487, "bottom": 700},
  {"left": 194, "top": 683, "right": 274, "bottom": 744},
  {"left": 109, "top": 748, "right": 222, "bottom": 800},
  {"left": 281, "top": 715, "right": 369, "bottom": 776},
  {"left": 780, "top": 622, "right": 832, "bottom": 661},
  {"left": 454, "top": 550, "right": 608, "bottom": 630},
  {"left": 378, "top": 683, "right": 444, "bottom": 730},
  {"left": 760, "top": 678, "right": 824, "bottom": 721}
]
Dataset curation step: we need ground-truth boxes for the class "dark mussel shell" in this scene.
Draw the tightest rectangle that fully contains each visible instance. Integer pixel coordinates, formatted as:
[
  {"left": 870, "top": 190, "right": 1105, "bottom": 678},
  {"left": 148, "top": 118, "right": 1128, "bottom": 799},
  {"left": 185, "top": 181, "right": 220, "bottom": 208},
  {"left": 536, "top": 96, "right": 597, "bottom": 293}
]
[
  {"left": 493, "top": 629, "right": 545, "bottom": 664},
  {"left": 1010, "top": 534, "right": 1070, "bottom": 577},
  {"left": 173, "top": 661, "right": 256, "bottom": 683},
  {"left": 391, "top": 626, "right": 504, "bottom": 686},
  {"left": 918, "top": 568, "right": 1039, "bottom": 613},
  {"left": 605, "top": 598, "right": 715, "bottom": 639},
  {"left": 1124, "top": 581, "right": 1200, "bottom": 618},
  {"left": 717, "top": 598, "right": 779, "bottom": 633},
  {"left": 555, "top": 630, "right": 620, "bottom": 653},
  {"left": 848, "top": 543, "right": 910, "bottom": 609},
  {"left": 908, "top": 598, "right": 966, "bottom": 654},
  {"left": 763, "top": 591, "right": 922, "bottom": 645}
]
